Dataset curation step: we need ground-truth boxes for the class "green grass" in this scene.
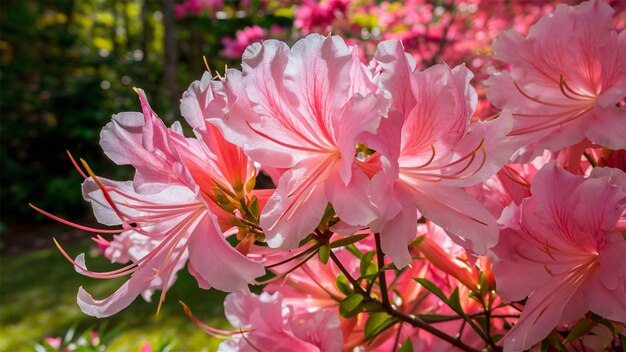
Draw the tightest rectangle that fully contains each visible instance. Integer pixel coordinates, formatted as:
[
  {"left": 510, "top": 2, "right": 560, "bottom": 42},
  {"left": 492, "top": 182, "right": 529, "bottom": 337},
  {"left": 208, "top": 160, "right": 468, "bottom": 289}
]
[{"left": 0, "top": 239, "right": 229, "bottom": 351}]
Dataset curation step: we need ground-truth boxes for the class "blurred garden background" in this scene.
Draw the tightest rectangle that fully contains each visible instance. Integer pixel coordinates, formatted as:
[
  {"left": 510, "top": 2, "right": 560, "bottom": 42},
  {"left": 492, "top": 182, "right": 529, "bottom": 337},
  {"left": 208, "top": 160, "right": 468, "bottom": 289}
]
[{"left": 1, "top": 0, "right": 624, "bottom": 350}]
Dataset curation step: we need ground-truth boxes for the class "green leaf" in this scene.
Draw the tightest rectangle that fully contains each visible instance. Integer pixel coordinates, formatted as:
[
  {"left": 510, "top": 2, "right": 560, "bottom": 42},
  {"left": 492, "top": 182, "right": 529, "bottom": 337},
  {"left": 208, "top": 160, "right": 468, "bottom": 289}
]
[
  {"left": 339, "top": 293, "right": 364, "bottom": 318},
  {"left": 409, "top": 235, "right": 425, "bottom": 247},
  {"left": 230, "top": 216, "right": 246, "bottom": 228},
  {"left": 447, "top": 288, "right": 465, "bottom": 316},
  {"left": 563, "top": 318, "right": 597, "bottom": 344},
  {"left": 249, "top": 195, "right": 259, "bottom": 216},
  {"left": 399, "top": 337, "right": 414, "bottom": 352},
  {"left": 358, "top": 301, "right": 384, "bottom": 313},
  {"left": 336, "top": 275, "right": 351, "bottom": 295},
  {"left": 360, "top": 251, "right": 376, "bottom": 277},
  {"left": 414, "top": 278, "right": 448, "bottom": 303},
  {"left": 318, "top": 244, "right": 330, "bottom": 264},
  {"left": 380, "top": 263, "right": 397, "bottom": 271},
  {"left": 360, "top": 272, "right": 378, "bottom": 281},
  {"left": 364, "top": 312, "right": 397, "bottom": 343},
  {"left": 298, "top": 233, "right": 316, "bottom": 247},
  {"left": 346, "top": 244, "right": 363, "bottom": 258},
  {"left": 330, "top": 233, "right": 369, "bottom": 248}
]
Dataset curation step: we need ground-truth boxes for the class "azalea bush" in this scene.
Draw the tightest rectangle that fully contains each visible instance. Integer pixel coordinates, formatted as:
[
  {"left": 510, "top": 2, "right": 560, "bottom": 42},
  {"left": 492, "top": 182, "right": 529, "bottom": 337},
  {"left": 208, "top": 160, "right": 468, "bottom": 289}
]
[{"left": 33, "top": 1, "right": 626, "bottom": 351}]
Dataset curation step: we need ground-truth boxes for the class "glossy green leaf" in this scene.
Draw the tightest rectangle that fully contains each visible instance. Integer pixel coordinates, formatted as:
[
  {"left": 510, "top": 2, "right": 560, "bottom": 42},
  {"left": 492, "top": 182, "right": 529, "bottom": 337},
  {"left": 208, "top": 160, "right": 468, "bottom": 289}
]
[
  {"left": 330, "top": 233, "right": 369, "bottom": 248},
  {"left": 415, "top": 313, "right": 458, "bottom": 323},
  {"left": 414, "top": 278, "right": 448, "bottom": 303},
  {"left": 360, "top": 251, "right": 375, "bottom": 276},
  {"left": 318, "top": 243, "right": 330, "bottom": 264},
  {"left": 339, "top": 293, "right": 364, "bottom": 318},
  {"left": 399, "top": 337, "right": 414, "bottom": 352},
  {"left": 364, "top": 312, "right": 397, "bottom": 343},
  {"left": 336, "top": 274, "right": 351, "bottom": 295}
]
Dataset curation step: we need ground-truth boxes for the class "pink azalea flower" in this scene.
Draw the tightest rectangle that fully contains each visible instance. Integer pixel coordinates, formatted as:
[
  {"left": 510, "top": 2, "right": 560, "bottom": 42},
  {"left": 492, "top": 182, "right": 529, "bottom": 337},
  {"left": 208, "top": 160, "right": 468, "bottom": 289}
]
[
  {"left": 221, "top": 25, "right": 268, "bottom": 60},
  {"left": 210, "top": 34, "right": 390, "bottom": 249},
  {"left": 466, "top": 152, "right": 550, "bottom": 218},
  {"left": 486, "top": 0, "right": 626, "bottom": 159},
  {"left": 219, "top": 290, "right": 343, "bottom": 351},
  {"left": 42, "top": 88, "right": 265, "bottom": 317},
  {"left": 492, "top": 162, "right": 626, "bottom": 350},
  {"left": 294, "top": 0, "right": 350, "bottom": 35},
  {"left": 365, "top": 40, "right": 514, "bottom": 266},
  {"left": 175, "top": 0, "right": 224, "bottom": 19}
]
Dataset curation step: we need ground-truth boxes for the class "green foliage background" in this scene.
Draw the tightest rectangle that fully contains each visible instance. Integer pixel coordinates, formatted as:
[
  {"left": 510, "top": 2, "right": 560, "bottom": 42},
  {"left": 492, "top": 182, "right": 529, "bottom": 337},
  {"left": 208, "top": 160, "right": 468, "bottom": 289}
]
[{"left": 0, "top": 0, "right": 292, "bottom": 227}]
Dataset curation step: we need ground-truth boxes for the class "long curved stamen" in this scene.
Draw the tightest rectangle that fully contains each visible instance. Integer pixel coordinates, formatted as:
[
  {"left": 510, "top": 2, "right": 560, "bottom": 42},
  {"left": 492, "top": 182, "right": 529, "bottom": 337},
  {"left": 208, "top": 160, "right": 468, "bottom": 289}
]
[
  {"left": 53, "top": 238, "right": 141, "bottom": 278},
  {"left": 67, "top": 151, "right": 87, "bottom": 179},
  {"left": 516, "top": 260, "right": 596, "bottom": 350},
  {"left": 256, "top": 249, "right": 319, "bottom": 285},
  {"left": 512, "top": 105, "right": 588, "bottom": 118},
  {"left": 151, "top": 211, "right": 205, "bottom": 277},
  {"left": 80, "top": 159, "right": 127, "bottom": 224},
  {"left": 246, "top": 120, "right": 326, "bottom": 154},
  {"left": 405, "top": 139, "right": 484, "bottom": 171},
  {"left": 501, "top": 165, "right": 531, "bottom": 188},
  {"left": 180, "top": 301, "right": 254, "bottom": 338},
  {"left": 92, "top": 235, "right": 109, "bottom": 247},
  {"left": 202, "top": 56, "right": 211, "bottom": 73},
  {"left": 412, "top": 144, "right": 436, "bottom": 169},
  {"left": 558, "top": 75, "right": 580, "bottom": 101},
  {"left": 402, "top": 140, "right": 486, "bottom": 182},
  {"left": 513, "top": 81, "right": 573, "bottom": 108},
  {"left": 560, "top": 74, "right": 594, "bottom": 100},
  {"left": 264, "top": 242, "right": 322, "bottom": 268},
  {"left": 30, "top": 204, "right": 123, "bottom": 234},
  {"left": 268, "top": 156, "right": 336, "bottom": 231},
  {"left": 508, "top": 106, "right": 593, "bottom": 136}
]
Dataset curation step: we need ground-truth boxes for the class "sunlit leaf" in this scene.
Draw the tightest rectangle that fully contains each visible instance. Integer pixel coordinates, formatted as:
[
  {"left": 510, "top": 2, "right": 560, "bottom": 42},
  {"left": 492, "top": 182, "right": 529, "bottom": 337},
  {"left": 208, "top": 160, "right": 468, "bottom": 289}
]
[
  {"left": 330, "top": 233, "right": 369, "bottom": 248},
  {"left": 339, "top": 293, "right": 364, "bottom": 318}
]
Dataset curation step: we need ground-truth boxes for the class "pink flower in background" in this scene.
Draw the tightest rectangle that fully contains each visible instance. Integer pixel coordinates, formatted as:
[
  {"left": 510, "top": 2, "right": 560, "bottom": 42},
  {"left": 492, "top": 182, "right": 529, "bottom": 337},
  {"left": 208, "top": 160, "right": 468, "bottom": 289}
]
[
  {"left": 364, "top": 40, "right": 514, "bottom": 266},
  {"left": 487, "top": 0, "right": 626, "bottom": 160},
  {"left": 44, "top": 337, "right": 62, "bottom": 349},
  {"left": 175, "top": 0, "right": 224, "bottom": 19},
  {"left": 210, "top": 34, "right": 390, "bottom": 249},
  {"left": 221, "top": 25, "right": 270, "bottom": 60},
  {"left": 219, "top": 290, "right": 343, "bottom": 351},
  {"left": 294, "top": 0, "right": 350, "bottom": 34},
  {"left": 492, "top": 162, "right": 626, "bottom": 350}
]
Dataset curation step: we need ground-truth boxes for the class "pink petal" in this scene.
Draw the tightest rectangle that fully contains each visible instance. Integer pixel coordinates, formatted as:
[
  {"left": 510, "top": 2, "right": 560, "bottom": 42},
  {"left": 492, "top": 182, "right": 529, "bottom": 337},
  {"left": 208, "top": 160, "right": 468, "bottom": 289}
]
[
  {"left": 502, "top": 277, "right": 582, "bottom": 351},
  {"left": 413, "top": 183, "right": 498, "bottom": 255},
  {"left": 325, "top": 168, "right": 377, "bottom": 227},
  {"left": 260, "top": 166, "right": 329, "bottom": 249},
  {"left": 187, "top": 213, "right": 265, "bottom": 292}
]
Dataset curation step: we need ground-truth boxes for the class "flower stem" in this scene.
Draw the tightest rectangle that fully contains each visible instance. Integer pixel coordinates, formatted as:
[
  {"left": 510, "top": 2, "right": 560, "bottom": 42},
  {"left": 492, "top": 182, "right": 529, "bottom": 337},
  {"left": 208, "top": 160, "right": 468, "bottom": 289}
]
[{"left": 328, "top": 250, "right": 481, "bottom": 352}]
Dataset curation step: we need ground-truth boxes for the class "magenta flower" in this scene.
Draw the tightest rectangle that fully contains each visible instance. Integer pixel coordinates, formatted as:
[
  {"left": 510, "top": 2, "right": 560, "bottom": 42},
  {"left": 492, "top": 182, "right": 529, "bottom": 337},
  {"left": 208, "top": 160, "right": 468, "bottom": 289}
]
[
  {"left": 487, "top": 0, "right": 626, "bottom": 159},
  {"left": 492, "top": 162, "right": 626, "bottom": 350},
  {"left": 365, "top": 40, "right": 514, "bottom": 266},
  {"left": 210, "top": 34, "right": 390, "bottom": 249}
]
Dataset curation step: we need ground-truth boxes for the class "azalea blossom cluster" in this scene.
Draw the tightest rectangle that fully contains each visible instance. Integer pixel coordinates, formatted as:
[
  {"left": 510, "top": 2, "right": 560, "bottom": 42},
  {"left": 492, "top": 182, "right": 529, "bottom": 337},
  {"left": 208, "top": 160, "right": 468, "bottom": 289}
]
[{"left": 36, "top": 1, "right": 626, "bottom": 351}]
